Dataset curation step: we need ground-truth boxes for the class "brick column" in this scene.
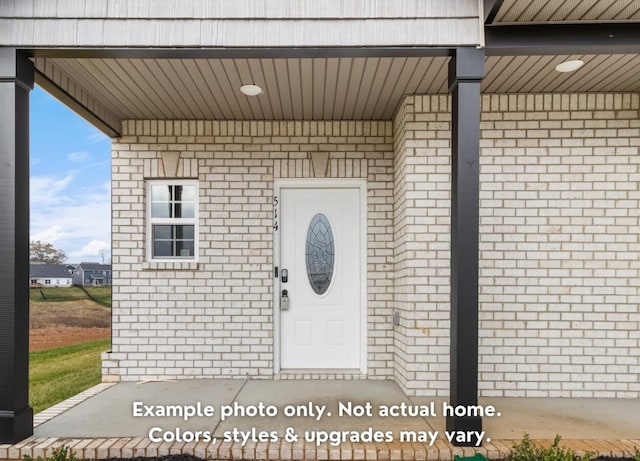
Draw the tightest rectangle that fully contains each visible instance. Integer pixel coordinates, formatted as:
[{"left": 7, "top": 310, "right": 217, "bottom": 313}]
[{"left": 0, "top": 48, "right": 34, "bottom": 443}]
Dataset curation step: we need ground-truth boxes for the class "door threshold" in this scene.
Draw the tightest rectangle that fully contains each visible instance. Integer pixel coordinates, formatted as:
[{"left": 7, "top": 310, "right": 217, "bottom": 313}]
[{"left": 278, "top": 368, "right": 365, "bottom": 376}]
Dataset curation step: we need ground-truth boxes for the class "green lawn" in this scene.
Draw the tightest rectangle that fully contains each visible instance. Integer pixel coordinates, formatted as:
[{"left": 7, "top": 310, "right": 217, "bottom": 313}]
[
  {"left": 30, "top": 286, "right": 89, "bottom": 303},
  {"left": 83, "top": 286, "right": 112, "bottom": 307},
  {"left": 30, "top": 286, "right": 111, "bottom": 307},
  {"left": 30, "top": 339, "right": 110, "bottom": 413}
]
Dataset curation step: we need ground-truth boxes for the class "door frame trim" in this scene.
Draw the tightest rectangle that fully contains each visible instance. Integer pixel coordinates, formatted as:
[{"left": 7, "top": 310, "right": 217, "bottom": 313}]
[{"left": 273, "top": 178, "right": 368, "bottom": 375}]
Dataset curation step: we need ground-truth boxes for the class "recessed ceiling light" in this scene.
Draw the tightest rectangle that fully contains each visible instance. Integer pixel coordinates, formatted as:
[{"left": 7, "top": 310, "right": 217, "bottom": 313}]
[
  {"left": 240, "top": 84, "right": 262, "bottom": 96},
  {"left": 555, "top": 59, "right": 584, "bottom": 73}
]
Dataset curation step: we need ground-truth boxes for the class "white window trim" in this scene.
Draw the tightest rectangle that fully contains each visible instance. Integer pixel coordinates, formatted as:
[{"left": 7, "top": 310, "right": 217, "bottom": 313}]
[{"left": 146, "top": 179, "right": 199, "bottom": 263}]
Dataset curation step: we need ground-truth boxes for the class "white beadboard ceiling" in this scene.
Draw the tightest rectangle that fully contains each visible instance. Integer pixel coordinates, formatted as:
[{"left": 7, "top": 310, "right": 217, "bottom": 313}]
[
  {"left": 41, "top": 57, "right": 451, "bottom": 121},
  {"left": 34, "top": 53, "right": 640, "bottom": 127},
  {"left": 495, "top": 0, "right": 640, "bottom": 22},
  {"left": 484, "top": 54, "right": 640, "bottom": 93}
]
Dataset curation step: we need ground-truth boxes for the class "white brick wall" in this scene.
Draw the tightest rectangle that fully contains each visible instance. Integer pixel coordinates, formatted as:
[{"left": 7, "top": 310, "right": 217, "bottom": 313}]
[
  {"left": 106, "top": 94, "right": 640, "bottom": 398},
  {"left": 103, "top": 120, "right": 395, "bottom": 381},
  {"left": 479, "top": 93, "right": 640, "bottom": 398},
  {"left": 393, "top": 96, "right": 453, "bottom": 396},
  {"left": 393, "top": 93, "right": 640, "bottom": 398}
]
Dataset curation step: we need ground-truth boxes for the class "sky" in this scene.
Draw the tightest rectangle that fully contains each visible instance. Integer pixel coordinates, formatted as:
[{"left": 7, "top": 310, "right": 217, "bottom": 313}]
[{"left": 30, "top": 85, "right": 112, "bottom": 264}]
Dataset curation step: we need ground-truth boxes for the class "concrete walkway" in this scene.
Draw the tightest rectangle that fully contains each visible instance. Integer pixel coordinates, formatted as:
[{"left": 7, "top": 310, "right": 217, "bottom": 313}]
[{"left": 2, "top": 379, "right": 640, "bottom": 460}]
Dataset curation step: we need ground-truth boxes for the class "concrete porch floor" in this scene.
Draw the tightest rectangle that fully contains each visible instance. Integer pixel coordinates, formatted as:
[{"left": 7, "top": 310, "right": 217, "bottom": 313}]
[{"left": 2, "top": 379, "right": 640, "bottom": 460}]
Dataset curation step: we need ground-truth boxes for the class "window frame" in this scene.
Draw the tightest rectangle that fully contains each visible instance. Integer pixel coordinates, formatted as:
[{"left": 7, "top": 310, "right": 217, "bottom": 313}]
[{"left": 146, "top": 179, "right": 199, "bottom": 262}]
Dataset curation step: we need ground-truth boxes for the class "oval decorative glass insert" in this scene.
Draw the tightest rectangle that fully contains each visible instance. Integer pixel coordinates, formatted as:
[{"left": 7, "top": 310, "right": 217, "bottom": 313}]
[{"left": 305, "top": 213, "right": 335, "bottom": 295}]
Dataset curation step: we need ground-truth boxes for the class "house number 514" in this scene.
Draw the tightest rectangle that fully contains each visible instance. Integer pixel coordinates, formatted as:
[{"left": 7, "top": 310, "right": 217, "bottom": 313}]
[{"left": 273, "top": 195, "right": 279, "bottom": 231}]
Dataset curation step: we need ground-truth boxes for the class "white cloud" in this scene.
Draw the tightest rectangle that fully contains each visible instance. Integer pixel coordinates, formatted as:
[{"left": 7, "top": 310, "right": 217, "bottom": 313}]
[
  {"left": 69, "top": 239, "right": 110, "bottom": 262},
  {"left": 67, "top": 151, "right": 91, "bottom": 163},
  {"left": 31, "top": 225, "right": 66, "bottom": 244},
  {"left": 30, "top": 175, "right": 111, "bottom": 264},
  {"left": 30, "top": 175, "right": 74, "bottom": 207}
]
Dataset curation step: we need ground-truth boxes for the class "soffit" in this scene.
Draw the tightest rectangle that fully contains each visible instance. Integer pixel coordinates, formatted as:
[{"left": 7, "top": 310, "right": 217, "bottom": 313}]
[
  {"left": 41, "top": 57, "right": 451, "bottom": 121},
  {"left": 484, "top": 53, "right": 640, "bottom": 93},
  {"left": 494, "top": 0, "right": 640, "bottom": 23},
  {"left": 35, "top": 53, "right": 640, "bottom": 126}
]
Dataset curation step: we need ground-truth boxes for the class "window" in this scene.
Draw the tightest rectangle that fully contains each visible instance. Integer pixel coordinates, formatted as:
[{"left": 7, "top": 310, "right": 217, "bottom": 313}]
[
  {"left": 45, "top": 279, "right": 51, "bottom": 285},
  {"left": 147, "top": 181, "right": 198, "bottom": 260},
  {"left": 305, "top": 213, "right": 335, "bottom": 295}
]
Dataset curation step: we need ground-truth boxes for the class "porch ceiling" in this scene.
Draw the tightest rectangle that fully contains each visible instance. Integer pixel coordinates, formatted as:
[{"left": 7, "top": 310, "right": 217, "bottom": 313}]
[
  {"left": 33, "top": 52, "right": 640, "bottom": 128},
  {"left": 495, "top": 0, "right": 640, "bottom": 23},
  {"left": 35, "top": 56, "right": 452, "bottom": 122}
]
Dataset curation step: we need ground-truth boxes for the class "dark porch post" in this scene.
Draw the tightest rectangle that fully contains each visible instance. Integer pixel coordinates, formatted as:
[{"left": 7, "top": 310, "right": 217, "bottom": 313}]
[
  {"left": 0, "top": 48, "right": 34, "bottom": 443},
  {"left": 446, "top": 47, "right": 484, "bottom": 443}
]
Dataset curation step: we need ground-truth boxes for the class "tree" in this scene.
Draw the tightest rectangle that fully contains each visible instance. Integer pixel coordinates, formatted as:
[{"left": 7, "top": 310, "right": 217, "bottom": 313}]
[{"left": 30, "top": 241, "right": 67, "bottom": 264}]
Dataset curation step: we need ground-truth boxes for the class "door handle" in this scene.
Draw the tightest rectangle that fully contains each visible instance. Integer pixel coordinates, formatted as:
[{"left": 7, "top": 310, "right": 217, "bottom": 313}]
[
  {"left": 281, "top": 269, "right": 288, "bottom": 283},
  {"left": 281, "top": 289, "right": 289, "bottom": 311}
]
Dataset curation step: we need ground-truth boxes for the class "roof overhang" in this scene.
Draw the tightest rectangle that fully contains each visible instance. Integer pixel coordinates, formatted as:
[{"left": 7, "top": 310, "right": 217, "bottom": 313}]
[{"left": 2, "top": 0, "right": 638, "bottom": 137}]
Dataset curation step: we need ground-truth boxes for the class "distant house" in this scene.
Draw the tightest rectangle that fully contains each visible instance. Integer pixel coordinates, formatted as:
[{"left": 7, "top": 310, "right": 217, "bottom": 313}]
[
  {"left": 72, "top": 262, "right": 112, "bottom": 286},
  {"left": 29, "top": 264, "right": 73, "bottom": 288}
]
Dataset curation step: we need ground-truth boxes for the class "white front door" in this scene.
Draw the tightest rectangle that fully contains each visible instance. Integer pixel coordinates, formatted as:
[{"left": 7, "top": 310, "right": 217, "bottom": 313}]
[{"left": 278, "top": 184, "right": 364, "bottom": 370}]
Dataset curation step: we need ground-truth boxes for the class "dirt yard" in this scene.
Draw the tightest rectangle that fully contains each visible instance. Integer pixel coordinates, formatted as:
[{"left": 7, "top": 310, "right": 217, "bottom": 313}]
[
  {"left": 30, "top": 327, "right": 111, "bottom": 351},
  {"left": 30, "top": 299, "right": 112, "bottom": 352}
]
